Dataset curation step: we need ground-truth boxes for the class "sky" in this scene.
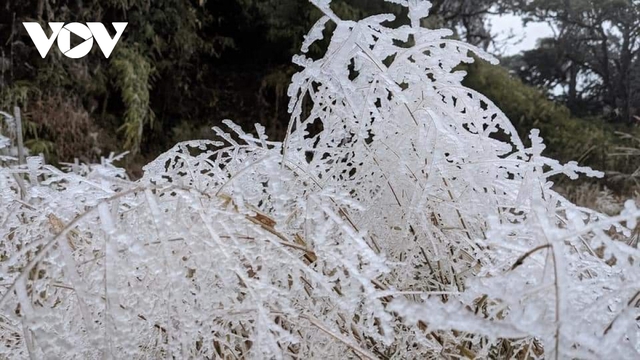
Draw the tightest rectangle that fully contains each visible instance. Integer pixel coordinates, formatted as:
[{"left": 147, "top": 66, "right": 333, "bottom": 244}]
[
  {"left": 487, "top": 14, "right": 567, "bottom": 96},
  {"left": 487, "top": 13, "right": 555, "bottom": 56}
]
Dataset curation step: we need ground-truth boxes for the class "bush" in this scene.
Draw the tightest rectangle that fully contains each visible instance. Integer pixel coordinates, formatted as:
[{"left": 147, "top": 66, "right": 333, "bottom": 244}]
[
  {"left": 463, "top": 60, "right": 639, "bottom": 175},
  {"left": 1, "top": 1, "right": 639, "bottom": 358}
]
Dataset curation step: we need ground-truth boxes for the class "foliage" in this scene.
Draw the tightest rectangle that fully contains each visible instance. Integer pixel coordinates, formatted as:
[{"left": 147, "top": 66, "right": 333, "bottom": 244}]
[
  {"left": 2, "top": 1, "right": 640, "bottom": 359},
  {"left": 504, "top": 0, "right": 640, "bottom": 122},
  {"left": 0, "top": 0, "right": 231, "bottom": 160},
  {"left": 110, "top": 46, "right": 154, "bottom": 154},
  {"left": 428, "top": 0, "right": 498, "bottom": 49},
  {"left": 0, "top": 111, "right": 16, "bottom": 157},
  {"left": 608, "top": 131, "right": 640, "bottom": 185},
  {"left": 464, "top": 58, "right": 640, "bottom": 175},
  {"left": 0, "top": 0, "right": 520, "bottom": 166}
]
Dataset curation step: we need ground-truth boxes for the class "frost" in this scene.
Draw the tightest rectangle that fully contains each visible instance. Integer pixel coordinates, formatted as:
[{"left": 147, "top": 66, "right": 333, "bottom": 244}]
[
  {"left": 301, "top": 16, "right": 330, "bottom": 53},
  {"left": 0, "top": 111, "right": 15, "bottom": 152},
  {"left": 0, "top": 134, "right": 9, "bottom": 150},
  {"left": 1, "top": 0, "right": 640, "bottom": 359}
]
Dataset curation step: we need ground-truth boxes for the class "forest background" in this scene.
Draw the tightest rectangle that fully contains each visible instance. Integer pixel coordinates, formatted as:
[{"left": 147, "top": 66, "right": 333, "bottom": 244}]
[{"left": 1, "top": 0, "right": 639, "bottom": 194}]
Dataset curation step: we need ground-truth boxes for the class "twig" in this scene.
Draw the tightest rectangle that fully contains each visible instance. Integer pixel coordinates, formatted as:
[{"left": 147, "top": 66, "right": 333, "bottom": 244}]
[
  {"left": 300, "top": 314, "right": 380, "bottom": 360},
  {"left": 14, "top": 106, "right": 24, "bottom": 165}
]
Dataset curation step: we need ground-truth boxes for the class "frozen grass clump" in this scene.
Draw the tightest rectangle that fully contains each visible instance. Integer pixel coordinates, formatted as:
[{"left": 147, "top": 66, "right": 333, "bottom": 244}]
[{"left": 1, "top": 1, "right": 640, "bottom": 358}]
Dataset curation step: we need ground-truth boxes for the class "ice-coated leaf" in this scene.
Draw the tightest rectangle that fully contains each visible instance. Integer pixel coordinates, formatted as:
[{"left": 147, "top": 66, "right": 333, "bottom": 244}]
[
  {"left": 1, "top": 0, "right": 639, "bottom": 359},
  {"left": 302, "top": 16, "right": 330, "bottom": 53}
]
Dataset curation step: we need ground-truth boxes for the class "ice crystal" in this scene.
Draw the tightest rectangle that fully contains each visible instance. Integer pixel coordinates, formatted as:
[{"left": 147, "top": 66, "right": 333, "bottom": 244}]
[{"left": 1, "top": 1, "right": 639, "bottom": 359}]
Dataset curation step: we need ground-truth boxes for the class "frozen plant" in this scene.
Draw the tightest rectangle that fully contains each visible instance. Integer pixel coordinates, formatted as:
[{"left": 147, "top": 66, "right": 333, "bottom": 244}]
[
  {"left": 0, "top": 110, "right": 17, "bottom": 159},
  {"left": 1, "top": 0, "right": 640, "bottom": 359}
]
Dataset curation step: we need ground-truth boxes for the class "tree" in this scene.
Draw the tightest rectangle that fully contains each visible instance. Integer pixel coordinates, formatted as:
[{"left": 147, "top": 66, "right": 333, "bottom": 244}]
[
  {"left": 504, "top": 0, "right": 640, "bottom": 122},
  {"left": 3, "top": 2, "right": 640, "bottom": 358},
  {"left": 463, "top": 58, "right": 639, "bottom": 176},
  {"left": 428, "top": 0, "right": 499, "bottom": 49},
  {"left": 0, "top": 0, "right": 236, "bottom": 161}
]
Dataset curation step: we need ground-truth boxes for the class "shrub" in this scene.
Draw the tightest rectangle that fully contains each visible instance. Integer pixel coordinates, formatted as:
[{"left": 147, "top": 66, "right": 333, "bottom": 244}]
[
  {"left": 463, "top": 60, "right": 635, "bottom": 173},
  {"left": 1, "top": 1, "right": 639, "bottom": 358}
]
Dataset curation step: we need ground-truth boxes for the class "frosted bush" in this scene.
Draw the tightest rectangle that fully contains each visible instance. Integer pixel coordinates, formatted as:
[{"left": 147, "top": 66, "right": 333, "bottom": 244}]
[{"left": 2, "top": 1, "right": 640, "bottom": 359}]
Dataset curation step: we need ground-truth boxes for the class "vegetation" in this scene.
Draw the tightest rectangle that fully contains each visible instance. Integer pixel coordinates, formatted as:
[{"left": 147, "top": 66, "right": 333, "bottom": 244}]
[
  {"left": 2, "top": 2, "right": 640, "bottom": 358},
  {"left": 504, "top": 0, "right": 640, "bottom": 122},
  {"left": 464, "top": 60, "right": 637, "bottom": 174},
  {"left": 1, "top": 0, "right": 635, "bottom": 179}
]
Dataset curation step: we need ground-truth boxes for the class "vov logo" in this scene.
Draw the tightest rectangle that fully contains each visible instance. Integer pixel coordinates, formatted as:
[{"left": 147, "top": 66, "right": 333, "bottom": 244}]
[{"left": 23, "top": 22, "right": 127, "bottom": 59}]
